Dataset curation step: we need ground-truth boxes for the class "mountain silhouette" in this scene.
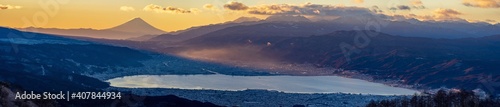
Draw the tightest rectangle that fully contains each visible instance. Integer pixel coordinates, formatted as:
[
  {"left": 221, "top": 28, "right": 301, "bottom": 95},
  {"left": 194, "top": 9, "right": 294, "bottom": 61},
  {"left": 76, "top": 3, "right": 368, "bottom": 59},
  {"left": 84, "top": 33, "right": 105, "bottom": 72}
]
[
  {"left": 107, "top": 17, "right": 166, "bottom": 34},
  {"left": 17, "top": 18, "right": 166, "bottom": 39},
  {"left": 146, "top": 17, "right": 264, "bottom": 42}
]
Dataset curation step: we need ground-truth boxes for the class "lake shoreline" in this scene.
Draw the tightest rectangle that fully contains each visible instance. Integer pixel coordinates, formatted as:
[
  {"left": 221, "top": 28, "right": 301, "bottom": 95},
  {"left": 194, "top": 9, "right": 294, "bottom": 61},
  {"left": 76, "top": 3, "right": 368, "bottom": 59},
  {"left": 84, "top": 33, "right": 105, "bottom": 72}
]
[{"left": 107, "top": 74, "right": 420, "bottom": 95}]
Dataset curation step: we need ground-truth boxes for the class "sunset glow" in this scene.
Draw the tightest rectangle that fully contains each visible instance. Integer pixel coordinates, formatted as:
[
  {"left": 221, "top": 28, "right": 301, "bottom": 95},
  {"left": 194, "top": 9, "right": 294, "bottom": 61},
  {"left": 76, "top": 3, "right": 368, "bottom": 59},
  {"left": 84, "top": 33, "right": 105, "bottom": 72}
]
[{"left": 1, "top": 0, "right": 499, "bottom": 32}]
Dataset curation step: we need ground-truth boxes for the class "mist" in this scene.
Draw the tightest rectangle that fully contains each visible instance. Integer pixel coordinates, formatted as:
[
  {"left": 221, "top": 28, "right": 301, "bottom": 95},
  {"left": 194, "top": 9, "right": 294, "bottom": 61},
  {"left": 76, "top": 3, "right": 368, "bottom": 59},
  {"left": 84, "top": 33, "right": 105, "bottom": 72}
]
[
  {"left": 172, "top": 46, "right": 344, "bottom": 76},
  {"left": 176, "top": 46, "right": 278, "bottom": 65}
]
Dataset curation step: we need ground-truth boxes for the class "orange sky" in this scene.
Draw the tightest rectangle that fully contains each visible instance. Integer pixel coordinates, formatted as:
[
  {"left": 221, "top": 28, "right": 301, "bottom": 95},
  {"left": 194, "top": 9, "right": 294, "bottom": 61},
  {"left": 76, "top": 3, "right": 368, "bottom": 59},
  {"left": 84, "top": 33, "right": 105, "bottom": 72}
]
[{"left": 1, "top": 0, "right": 499, "bottom": 32}]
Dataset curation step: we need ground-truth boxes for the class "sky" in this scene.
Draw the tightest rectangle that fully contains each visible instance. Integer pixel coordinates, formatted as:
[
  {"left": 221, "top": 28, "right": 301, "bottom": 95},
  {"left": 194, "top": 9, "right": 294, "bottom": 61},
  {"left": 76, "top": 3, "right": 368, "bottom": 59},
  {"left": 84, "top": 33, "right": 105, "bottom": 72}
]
[{"left": 1, "top": 0, "right": 499, "bottom": 32}]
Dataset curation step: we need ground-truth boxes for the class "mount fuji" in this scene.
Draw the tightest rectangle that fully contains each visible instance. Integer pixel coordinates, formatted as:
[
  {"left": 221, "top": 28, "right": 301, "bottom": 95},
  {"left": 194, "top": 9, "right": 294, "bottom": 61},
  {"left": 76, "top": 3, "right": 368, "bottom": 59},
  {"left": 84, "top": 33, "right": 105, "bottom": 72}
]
[{"left": 107, "top": 17, "right": 166, "bottom": 35}]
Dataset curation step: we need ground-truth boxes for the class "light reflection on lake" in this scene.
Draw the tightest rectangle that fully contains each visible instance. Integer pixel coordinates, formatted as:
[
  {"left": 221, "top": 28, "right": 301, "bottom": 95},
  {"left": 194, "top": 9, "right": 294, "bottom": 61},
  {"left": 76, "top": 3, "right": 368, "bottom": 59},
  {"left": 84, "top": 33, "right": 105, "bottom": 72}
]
[{"left": 107, "top": 74, "right": 419, "bottom": 95}]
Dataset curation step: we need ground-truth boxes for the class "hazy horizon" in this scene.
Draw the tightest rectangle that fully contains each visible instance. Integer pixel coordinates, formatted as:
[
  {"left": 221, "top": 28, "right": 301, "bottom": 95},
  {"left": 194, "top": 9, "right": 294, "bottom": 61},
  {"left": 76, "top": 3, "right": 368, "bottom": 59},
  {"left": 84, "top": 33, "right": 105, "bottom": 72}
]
[{"left": 1, "top": 0, "right": 499, "bottom": 32}]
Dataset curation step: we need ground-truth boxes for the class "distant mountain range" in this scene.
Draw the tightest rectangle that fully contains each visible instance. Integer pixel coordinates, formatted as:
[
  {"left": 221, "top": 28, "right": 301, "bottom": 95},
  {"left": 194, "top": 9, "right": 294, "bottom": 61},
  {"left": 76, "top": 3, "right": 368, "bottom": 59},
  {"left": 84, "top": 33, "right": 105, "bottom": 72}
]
[
  {"left": 144, "top": 15, "right": 500, "bottom": 45},
  {"left": 145, "top": 15, "right": 313, "bottom": 43},
  {"left": 147, "top": 17, "right": 264, "bottom": 43},
  {"left": 18, "top": 15, "right": 499, "bottom": 42},
  {"left": 17, "top": 18, "right": 166, "bottom": 39}
]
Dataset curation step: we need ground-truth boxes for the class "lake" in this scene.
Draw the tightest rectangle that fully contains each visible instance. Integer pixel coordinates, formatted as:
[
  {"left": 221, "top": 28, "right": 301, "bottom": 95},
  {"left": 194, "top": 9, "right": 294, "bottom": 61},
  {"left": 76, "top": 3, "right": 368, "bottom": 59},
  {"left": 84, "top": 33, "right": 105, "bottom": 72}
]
[{"left": 107, "top": 74, "right": 419, "bottom": 95}]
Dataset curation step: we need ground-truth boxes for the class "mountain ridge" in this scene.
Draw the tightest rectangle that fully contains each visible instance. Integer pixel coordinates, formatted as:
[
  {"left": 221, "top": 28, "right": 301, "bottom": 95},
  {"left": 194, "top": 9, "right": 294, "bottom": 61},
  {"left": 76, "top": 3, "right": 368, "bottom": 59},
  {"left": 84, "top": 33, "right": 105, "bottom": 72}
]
[{"left": 16, "top": 18, "right": 166, "bottom": 40}]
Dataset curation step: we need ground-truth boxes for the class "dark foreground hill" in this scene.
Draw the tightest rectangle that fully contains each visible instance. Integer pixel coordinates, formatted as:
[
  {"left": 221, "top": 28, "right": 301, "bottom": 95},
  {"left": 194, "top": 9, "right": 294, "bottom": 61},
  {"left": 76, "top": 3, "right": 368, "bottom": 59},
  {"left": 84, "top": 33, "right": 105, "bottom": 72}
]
[{"left": 0, "top": 27, "right": 154, "bottom": 92}]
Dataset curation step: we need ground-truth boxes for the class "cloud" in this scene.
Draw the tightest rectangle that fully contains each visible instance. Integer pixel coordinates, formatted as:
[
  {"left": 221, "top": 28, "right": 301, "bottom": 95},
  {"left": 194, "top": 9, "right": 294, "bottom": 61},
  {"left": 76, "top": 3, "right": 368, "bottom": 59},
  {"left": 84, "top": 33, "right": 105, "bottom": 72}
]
[
  {"left": 143, "top": 4, "right": 199, "bottom": 14},
  {"left": 223, "top": 1, "right": 249, "bottom": 10},
  {"left": 392, "top": 8, "right": 465, "bottom": 22},
  {"left": 434, "top": 8, "right": 462, "bottom": 17},
  {"left": 390, "top": 5, "right": 412, "bottom": 10},
  {"left": 370, "top": 6, "right": 384, "bottom": 13},
  {"left": 353, "top": 0, "right": 364, "bottom": 4},
  {"left": 463, "top": 0, "right": 500, "bottom": 8},
  {"left": 224, "top": 2, "right": 373, "bottom": 17},
  {"left": 204, "top": 4, "right": 214, "bottom": 9},
  {"left": 411, "top": 0, "right": 426, "bottom": 9},
  {"left": 190, "top": 8, "right": 201, "bottom": 13},
  {"left": 398, "top": 5, "right": 412, "bottom": 10},
  {"left": 0, "top": 4, "right": 22, "bottom": 10},
  {"left": 204, "top": 3, "right": 222, "bottom": 11},
  {"left": 390, "top": 4, "right": 425, "bottom": 11},
  {"left": 484, "top": 19, "right": 497, "bottom": 23},
  {"left": 411, "top": 0, "right": 423, "bottom": 5},
  {"left": 120, "top": 6, "right": 135, "bottom": 12}
]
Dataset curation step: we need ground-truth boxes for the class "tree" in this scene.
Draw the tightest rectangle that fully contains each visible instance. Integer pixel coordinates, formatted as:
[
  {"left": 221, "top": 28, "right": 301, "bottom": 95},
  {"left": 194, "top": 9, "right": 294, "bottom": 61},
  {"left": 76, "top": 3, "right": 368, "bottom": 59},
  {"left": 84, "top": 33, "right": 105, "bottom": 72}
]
[
  {"left": 401, "top": 97, "right": 409, "bottom": 107},
  {"left": 434, "top": 90, "right": 448, "bottom": 107},
  {"left": 367, "top": 89, "right": 500, "bottom": 107},
  {"left": 410, "top": 95, "right": 418, "bottom": 107},
  {"left": 366, "top": 100, "right": 378, "bottom": 107}
]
